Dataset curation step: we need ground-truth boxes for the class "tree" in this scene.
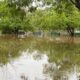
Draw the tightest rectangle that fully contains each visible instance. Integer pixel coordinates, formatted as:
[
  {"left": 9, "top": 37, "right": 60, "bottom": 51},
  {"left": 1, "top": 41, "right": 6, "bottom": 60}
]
[
  {"left": 7, "top": 0, "right": 31, "bottom": 20},
  {"left": 8, "top": 0, "right": 32, "bottom": 6},
  {"left": 70, "top": 0, "right": 80, "bottom": 9},
  {"left": 43, "top": 0, "right": 80, "bottom": 10}
]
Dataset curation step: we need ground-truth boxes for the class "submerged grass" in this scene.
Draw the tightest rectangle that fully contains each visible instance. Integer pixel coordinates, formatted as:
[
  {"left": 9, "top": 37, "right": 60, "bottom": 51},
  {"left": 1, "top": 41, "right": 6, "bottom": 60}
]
[{"left": 0, "top": 36, "right": 80, "bottom": 70}]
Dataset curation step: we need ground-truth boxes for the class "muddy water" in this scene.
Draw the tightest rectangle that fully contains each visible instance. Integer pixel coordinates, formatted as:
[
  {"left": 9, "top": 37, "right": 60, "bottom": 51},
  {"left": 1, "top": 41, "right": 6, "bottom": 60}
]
[
  {"left": 0, "top": 51, "right": 52, "bottom": 80},
  {"left": 0, "top": 37, "right": 80, "bottom": 80},
  {"left": 0, "top": 50, "right": 80, "bottom": 80}
]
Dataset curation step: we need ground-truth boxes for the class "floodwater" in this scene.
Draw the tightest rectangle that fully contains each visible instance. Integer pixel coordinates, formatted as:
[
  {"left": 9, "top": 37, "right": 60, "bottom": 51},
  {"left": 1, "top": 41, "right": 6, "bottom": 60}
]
[
  {"left": 0, "top": 37, "right": 80, "bottom": 80},
  {"left": 0, "top": 50, "right": 79, "bottom": 80},
  {"left": 0, "top": 51, "right": 51, "bottom": 80}
]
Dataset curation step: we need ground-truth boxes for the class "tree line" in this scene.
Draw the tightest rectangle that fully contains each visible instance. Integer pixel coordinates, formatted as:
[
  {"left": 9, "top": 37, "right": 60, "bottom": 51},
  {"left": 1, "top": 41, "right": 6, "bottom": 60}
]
[{"left": 0, "top": 0, "right": 80, "bottom": 34}]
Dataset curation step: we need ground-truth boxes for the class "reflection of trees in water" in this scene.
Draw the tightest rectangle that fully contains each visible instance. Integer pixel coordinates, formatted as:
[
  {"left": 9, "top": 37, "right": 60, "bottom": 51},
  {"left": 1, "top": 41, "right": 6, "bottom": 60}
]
[
  {"left": 21, "top": 75, "right": 28, "bottom": 80},
  {"left": 0, "top": 37, "right": 80, "bottom": 76},
  {"left": 0, "top": 37, "right": 80, "bottom": 80},
  {"left": 44, "top": 64, "right": 80, "bottom": 80},
  {"left": 43, "top": 63, "right": 68, "bottom": 80}
]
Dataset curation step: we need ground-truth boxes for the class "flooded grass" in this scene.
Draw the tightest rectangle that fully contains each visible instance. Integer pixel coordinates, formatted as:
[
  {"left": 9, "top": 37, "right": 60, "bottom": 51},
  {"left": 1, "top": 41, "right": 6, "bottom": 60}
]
[
  {"left": 0, "top": 36, "right": 80, "bottom": 66},
  {"left": 0, "top": 36, "right": 80, "bottom": 80}
]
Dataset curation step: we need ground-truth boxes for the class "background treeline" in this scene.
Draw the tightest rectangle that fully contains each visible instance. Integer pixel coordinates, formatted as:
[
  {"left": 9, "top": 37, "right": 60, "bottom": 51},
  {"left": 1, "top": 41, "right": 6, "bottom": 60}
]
[{"left": 0, "top": 0, "right": 80, "bottom": 34}]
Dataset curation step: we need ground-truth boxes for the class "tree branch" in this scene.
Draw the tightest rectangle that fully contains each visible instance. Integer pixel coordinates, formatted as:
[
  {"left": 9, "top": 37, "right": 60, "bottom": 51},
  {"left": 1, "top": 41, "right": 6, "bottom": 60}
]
[{"left": 70, "top": 0, "right": 76, "bottom": 4}]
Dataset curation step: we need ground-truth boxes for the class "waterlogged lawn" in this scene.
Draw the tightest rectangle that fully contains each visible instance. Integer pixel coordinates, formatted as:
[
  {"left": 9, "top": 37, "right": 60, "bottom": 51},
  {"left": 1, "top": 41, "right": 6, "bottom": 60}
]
[
  {"left": 0, "top": 36, "right": 33, "bottom": 64},
  {"left": 0, "top": 36, "right": 80, "bottom": 80}
]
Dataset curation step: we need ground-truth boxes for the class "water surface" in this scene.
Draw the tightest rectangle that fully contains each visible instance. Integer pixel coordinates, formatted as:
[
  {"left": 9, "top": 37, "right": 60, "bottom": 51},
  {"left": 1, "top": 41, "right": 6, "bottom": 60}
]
[{"left": 0, "top": 37, "right": 80, "bottom": 80}]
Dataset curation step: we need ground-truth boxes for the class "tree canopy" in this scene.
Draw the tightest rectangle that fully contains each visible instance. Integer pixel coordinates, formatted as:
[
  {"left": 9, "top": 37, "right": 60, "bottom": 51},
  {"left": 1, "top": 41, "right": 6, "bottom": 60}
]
[{"left": 0, "top": 0, "right": 80, "bottom": 34}]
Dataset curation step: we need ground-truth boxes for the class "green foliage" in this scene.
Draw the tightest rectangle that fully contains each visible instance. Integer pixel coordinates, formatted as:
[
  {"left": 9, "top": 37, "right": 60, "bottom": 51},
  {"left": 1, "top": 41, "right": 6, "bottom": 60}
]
[
  {"left": 0, "top": 17, "right": 23, "bottom": 33},
  {"left": 8, "top": 0, "right": 32, "bottom": 6},
  {"left": 0, "top": 0, "right": 80, "bottom": 34},
  {"left": 23, "top": 16, "right": 34, "bottom": 31},
  {"left": 67, "top": 11, "right": 80, "bottom": 29}
]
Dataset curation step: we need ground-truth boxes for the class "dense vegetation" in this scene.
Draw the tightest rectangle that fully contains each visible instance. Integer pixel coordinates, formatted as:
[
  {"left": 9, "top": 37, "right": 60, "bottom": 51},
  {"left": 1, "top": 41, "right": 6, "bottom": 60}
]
[{"left": 0, "top": 0, "right": 80, "bottom": 34}]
